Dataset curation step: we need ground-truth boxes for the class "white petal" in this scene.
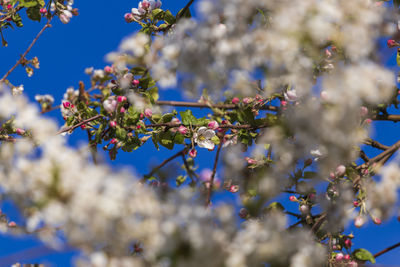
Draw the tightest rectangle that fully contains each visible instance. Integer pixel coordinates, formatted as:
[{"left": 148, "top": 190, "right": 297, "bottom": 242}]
[
  {"left": 197, "top": 127, "right": 207, "bottom": 135},
  {"left": 203, "top": 129, "right": 215, "bottom": 139},
  {"left": 202, "top": 140, "right": 215, "bottom": 150}
]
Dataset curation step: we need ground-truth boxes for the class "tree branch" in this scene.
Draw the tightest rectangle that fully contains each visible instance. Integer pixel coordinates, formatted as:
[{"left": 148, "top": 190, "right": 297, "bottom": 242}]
[
  {"left": 145, "top": 122, "right": 269, "bottom": 130},
  {"left": 374, "top": 241, "right": 400, "bottom": 258},
  {"left": 0, "top": 20, "right": 52, "bottom": 83},
  {"left": 205, "top": 141, "right": 223, "bottom": 206},
  {"left": 145, "top": 147, "right": 188, "bottom": 179},
  {"left": 56, "top": 114, "right": 103, "bottom": 135}
]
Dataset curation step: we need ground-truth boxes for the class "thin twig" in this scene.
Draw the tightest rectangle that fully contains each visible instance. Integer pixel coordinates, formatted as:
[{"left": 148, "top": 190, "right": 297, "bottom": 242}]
[
  {"left": 181, "top": 154, "right": 197, "bottom": 184},
  {"left": 145, "top": 122, "right": 269, "bottom": 130},
  {"left": 56, "top": 114, "right": 103, "bottom": 135},
  {"left": 145, "top": 147, "right": 188, "bottom": 178},
  {"left": 374, "top": 241, "right": 400, "bottom": 258},
  {"left": 205, "top": 141, "right": 223, "bottom": 206},
  {"left": 0, "top": 20, "right": 52, "bottom": 83},
  {"left": 155, "top": 100, "right": 279, "bottom": 112},
  {"left": 363, "top": 139, "right": 389, "bottom": 151},
  {"left": 176, "top": 0, "right": 195, "bottom": 20}
]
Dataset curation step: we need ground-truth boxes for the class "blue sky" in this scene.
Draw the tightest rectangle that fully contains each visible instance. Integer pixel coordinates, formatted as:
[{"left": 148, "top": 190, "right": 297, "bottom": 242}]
[{"left": 0, "top": 0, "right": 400, "bottom": 266}]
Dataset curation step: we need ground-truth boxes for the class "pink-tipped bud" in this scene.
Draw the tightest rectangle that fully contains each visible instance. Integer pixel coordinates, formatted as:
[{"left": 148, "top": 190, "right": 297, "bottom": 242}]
[
  {"left": 229, "top": 185, "right": 239, "bottom": 193},
  {"left": 232, "top": 97, "right": 240, "bottom": 105},
  {"left": 132, "top": 79, "right": 140, "bottom": 86},
  {"left": 344, "top": 239, "right": 352, "bottom": 248},
  {"left": 365, "top": 118, "right": 372, "bottom": 124},
  {"left": 330, "top": 172, "right": 335, "bottom": 179},
  {"left": 39, "top": 7, "right": 47, "bottom": 14},
  {"left": 308, "top": 193, "right": 316, "bottom": 201},
  {"left": 354, "top": 216, "right": 365, "bottom": 228},
  {"left": 144, "top": 108, "right": 153, "bottom": 118},
  {"left": 387, "top": 39, "right": 399, "bottom": 48},
  {"left": 178, "top": 125, "right": 188, "bottom": 135},
  {"left": 8, "top": 221, "right": 16, "bottom": 227},
  {"left": 104, "top": 66, "right": 113, "bottom": 74},
  {"left": 242, "top": 97, "right": 252, "bottom": 104},
  {"left": 7, "top": 4, "right": 12, "bottom": 9},
  {"left": 109, "top": 121, "right": 117, "bottom": 127},
  {"left": 208, "top": 120, "right": 219, "bottom": 130},
  {"left": 353, "top": 201, "right": 359, "bottom": 207},
  {"left": 245, "top": 157, "right": 257, "bottom": 164},
  {"left": 124, "top": 13, "right": 134, "bottom": 23},
  {"left": 189, "top": 148, "right": 197, "bottom": 158},
  {"left": 110, "top": 138, "right": 118, "bottom": 144},
  {"left": 363, "top": 169, "right": 369, "bottom": 175},
  {"left": 344, "top": 255, "right": 350, "bottom": 261},
  {"left": 80, "top": 124, "right": 86, "bottom": 130},
  {"left": 373, "top": 217, "right": 382, "bottom": 225},
  {"left": 63, "top": 101, "right": 71, "bottom": 109},
  {"left": 348, "top": 261, "right": 358, "bottom": 267},
  {"left": 360, "top": 106, "right": 368, "bottom": 117},
  {"left": 325, "top": 49, "right": 332, "bottom": 58},
  {"left": 238, "top": 208, "right": 248, "bottom": 219},
  {"left": 281, "top": 100, "right": 287, "bottom": 106},
  {"left": 335, "top": 253, "right": 344, "bottom": 261},
  {"left": 299, "top": 205, "right": 309, "bottom": 214},
  {"left": 140, "top": 113, "right": 144, "bottom": 119},
  {"left": 289, "top": 195, "right": 297, "bottom": 202},
  {"left": 335, "top": 165, "right": 346, "bottom": 176},
  {"left": 117, "top": 96, "right": 127, "bottom": 103},
  {"left": 16, "top": 128, "right": 25, "bottom": 135},
  {"left": 142, "top": 1, "right": 150, "bottom": 9},
  {"left": 120, "top": 107, "right": 126, "bottom": 113}
]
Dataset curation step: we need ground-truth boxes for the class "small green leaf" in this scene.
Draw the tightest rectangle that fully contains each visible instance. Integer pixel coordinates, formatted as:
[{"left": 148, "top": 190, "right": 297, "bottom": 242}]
[
  {"left": 20, "top": 0, "right": 39, "bottom": 8},
  {"left": 177, "top": 7, "right": 191, "bottom": 20},
  {"left": 266, "top": 202, "right": 284, "bottom": 211},
  {"left": 303, "top": 171, "right": 317, "bottom": 179},
  {"left": 211, "top": 135, "right": 220, "bottom": 145},
  {"left": 176, "top": 175, "right": 187, "bottom": 187},
  {"left": 159, "top": 131, "right": 174, "bottom": 149},
  {"left": 353, "top": 248, "right": 375, "bottom": 264},
  {"left": 115, "top": 127, "right": 127, "bottom": 140},
  {"left": 397, "top": 48, "right": 400, "bottom": 67},
  {"left": 180, "top": 110, "right": 197, "bottom": 125},
  {"left": 164, "top": 10, "right": 176, "bottom": 24}
]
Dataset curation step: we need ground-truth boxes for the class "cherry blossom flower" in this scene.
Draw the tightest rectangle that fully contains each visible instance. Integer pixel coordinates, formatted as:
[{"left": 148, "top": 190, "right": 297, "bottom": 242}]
[{"left": 194, "top": 127, "right": 216, "bottom": 150}]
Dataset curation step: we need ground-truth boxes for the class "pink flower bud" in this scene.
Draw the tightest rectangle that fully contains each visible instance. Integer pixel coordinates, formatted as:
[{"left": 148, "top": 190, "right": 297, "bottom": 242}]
[
  {"left": 132, "top": 79, "right": 140, "bottom": 86},
  {"left": 353, "top": 201, "right": 359, "bottom": 207},
  {"left": 208, "top": 120, "right": 219, "bottom": 130},
  {"left": 117, "top": 96, "right": 127, "bottom": 103},
  {"left": 387, "top": 39, "right": 398, "bottom": 48},
  {"left": 178, "top": 125, "right": 188, "bottom": 135},
  {"left": 109, "top": 121, "right": 117, "bottom": 127},
  {"left": 281, "top": 100, "right": 287, "bottom": 106},
  {"left": 360, "top": 106, "right": 368, "bottom": 117},
  {"left": 8, "top": 221, "right": 16, "bottom": 227},
  {"left": 16, "top": 128, "right": 25, "bottom": 135},
  {"left": 238, "top": 208, "right": 248, "bottom": 219},
  {"left": 330, "top": 172, "right": 335, "bottom": 179},
  {"left": 242, "top": 97, "right": 252, "bottom": 104},
  {"left": 39, "top": 7, "right": 47, "bottom": 14},
  {"left": 137, "top": 125, "right": 142, "bottom": 129},
  {"left": 63, "top": 101, "right": 71, "bottom": 109},
  {"left": 354, "top": 216, "right": 365, "bottom": 228},
  {"left": 335, "top": 165, "right": 346, "bottom": 176},
  {"left": 348, "top": 261, "right": 358, "bottom": 267},
  {"left": 373, "top": 217, "right": 382, "bottom": 225},
  {"left": 80, "top": 124, "right": 86, "bottom": 130},
  {"left": 229, "top": 185, "right": 239, "bottom": 193},
  {"left": 140, "top": 113, "right": 144, "bottom": 119},
  {"left": 245, "top": 157, "right": 257, "bottom": 164},
  {"left": 110, "top": 138, "right": 118, "bottom": 144},
  {"left": 363, "top": 169, "right": 369, "bottom": 175},
  {"left": 344, "top": 239, "right": 352, "bottom": 248},
  {"left": 189, "top": 148, "right": 197, "bottom": 158},
  {"left": 299, "top": 205, "right": 309, "bottom": 214},
  {"left": 120, "top": 107, "right": 126, "bottom": 113},
  {"left": 144, "top": 108, "right": 153, "bottom": 118},
  {"left": 344, "top": 255, "right": 350, "bottom": 260},
  {"left": 335, "top": 253, "right": 344, "bottom": 261},
  {"left": 124, "top": 13, "right": 134, "bottom": 23},
  {"left": 7, "top": 4, "right": 12, "bottom": 9},
  {"left": 104, "top": 66, "right": 113, "bottom": 74},
  {"left": 365, "top": 118, "right": 372, "bottom": 124},
  {"left": 320, "top": 91, "right": 329, "bottom": 101},
  {"left": 325, "top": 49, "right": 332, "bottom": 58},
  {"left": 232, "top": 97, "right": 240, "bottom": 104},
  {"left": 289, "top": 195, "right": 297, "bottom": 202},
  {"left": 142, "top": 1, "right": 150, "bottom": 9}
]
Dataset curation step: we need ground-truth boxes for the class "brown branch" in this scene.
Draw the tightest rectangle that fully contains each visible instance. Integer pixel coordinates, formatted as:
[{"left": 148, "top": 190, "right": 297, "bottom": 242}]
[
  {"left": 56, "top": 114, "right": 103, "bottom": 135},
  {"left": 145, "top": 122, "right": 269, "bottom": 130},
  {"left": 374, "top": 241, "right": 400, "bottom": 258},
  {"left": 372, "top": 114, "right": 400, "bottom": 122},
  {"left": 0, "top": 20, "right": 52, "bottom": 83},
  {"left": 205, "top": 141, "right": 223, "bottom": 206},
  {"left": 176, "top": 0, "right": 195, "bottom": 20},
  {"left": 363, "top": 139, "right": 389, "bottom": 151},
  {"left": 0, "top": 6, "right": 23, "bottom": 23},
  {"left": 155, "top": 100, "right": 279, "bottom": 112},
  {"left": 145, "top": 147, "right": 188, "bottom": 178},
  {"left": 310, "top": 213, "right": 326, "bottom": 233},
  {"left": 181, "top": 154, "right": 197, "bottom": 184}
]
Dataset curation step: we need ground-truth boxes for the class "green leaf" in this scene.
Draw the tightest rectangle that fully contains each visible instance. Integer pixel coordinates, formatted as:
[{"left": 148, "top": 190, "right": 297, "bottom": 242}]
[
  {"left": 115, "top": 126, "right": 127, "bottom": 140},
  {"left": 20, "top": 0, "right": 40, "bottom": 8},
  {"left": 12, "top": 13, "right": 23, "bottom": 27},
  {"left": 180, "top": 110, "right": 197, "bottom": 125},
  {"left": 164, "top": 10, "right": 176, "bottom": 24},
  {"left": 176, "top": 175, "right": 186, "bottom": 187},
  {"left": 211, "top": 135, "right": 220, "bottom": 145},
  {"left": 174, "top": 133, "right": 185, "bottom": 144},
  {"left": 151, "top": 8, "right": 164, "bottom": 20},
  {"left": 397, "top": 48, "right": 400, "bottom": 67},
  {"left": 159, "top": 131, "right": 174, "bottom": 149},
  {"left": 353, "top": 248, "right": 376, "bottom": 264},
  {"left": 177, "top": 7, "right": 191, "bottom": 20},
  {"left": 266, "top": 202, "right": 284, "bottom": 211}
]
